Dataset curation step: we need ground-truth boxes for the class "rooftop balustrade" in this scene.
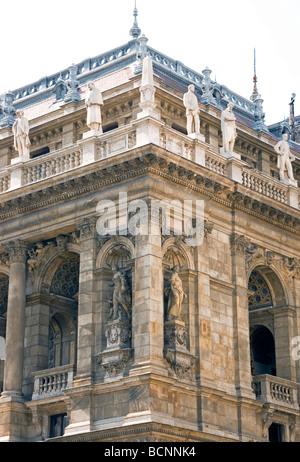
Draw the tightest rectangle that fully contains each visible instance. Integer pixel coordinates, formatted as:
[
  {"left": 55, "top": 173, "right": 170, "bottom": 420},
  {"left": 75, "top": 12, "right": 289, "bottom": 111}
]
[{"left": 0, "top": 120, "right": 298, "bottom": 210}]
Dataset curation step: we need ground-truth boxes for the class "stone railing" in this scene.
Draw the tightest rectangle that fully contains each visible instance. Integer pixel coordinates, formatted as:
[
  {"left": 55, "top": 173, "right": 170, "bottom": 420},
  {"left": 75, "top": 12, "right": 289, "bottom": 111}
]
[
  {"left": 95, "top": 127, "right": 137, "bottom": 160},
  {"left": 0, "top": 121, "right": 298, "bottom": 210},
  {"left": 32, "top": 364, "right": 75, "bottom": 400},
  {"left": 205, "top": 150, "right": 227, "bottom": 176},
  {"left": 0, "top": 173, "right": 10, "bottom": 193},
  {"left": 159, "top": 128, "right": 194, "bottom": 161},
  {"left": 242, "top": 169, "right": 288, "bottom": 204},
  {"left": 252, "top": 374, "right": 299, "bottom": 410},
  {"left": 23, "top": 148, "right": 82, "bottom": 186}
]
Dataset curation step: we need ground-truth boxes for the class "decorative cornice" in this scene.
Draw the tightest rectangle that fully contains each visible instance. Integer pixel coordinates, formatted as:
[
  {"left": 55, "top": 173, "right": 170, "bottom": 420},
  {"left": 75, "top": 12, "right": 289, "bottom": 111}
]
[{"left": 0, "top": 150, "right": 299, "bottom": 238}]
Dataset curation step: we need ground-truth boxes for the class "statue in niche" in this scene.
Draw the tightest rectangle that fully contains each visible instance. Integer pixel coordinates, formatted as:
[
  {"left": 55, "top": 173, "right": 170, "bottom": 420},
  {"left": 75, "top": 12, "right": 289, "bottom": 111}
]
[
  {"left": 164, "top": 266, "right": 186, "bottom": 321},
  {"left": 12, "top": 110, "right": 31, "bottom": 158},
  {"left": 85, "top": 82, "right": 103, "bottom": 133},
  {"left": 183, "top": 84, "right": 200, "bottom": 135},
  {"left": 221, "top": 103, "right": 237, "bottom": 154},
  {"left": 109, "top": 265, "right": 131, "bottom": 321},
  {"left": 274, "top": 133, "right": 296, "bottom": 182}
]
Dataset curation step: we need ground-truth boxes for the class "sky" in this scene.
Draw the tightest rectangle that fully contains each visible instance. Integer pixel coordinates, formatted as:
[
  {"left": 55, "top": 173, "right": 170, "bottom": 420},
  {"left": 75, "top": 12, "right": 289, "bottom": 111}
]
[{"left": 0, "top": 0, "right": 299, "bottom": 125}]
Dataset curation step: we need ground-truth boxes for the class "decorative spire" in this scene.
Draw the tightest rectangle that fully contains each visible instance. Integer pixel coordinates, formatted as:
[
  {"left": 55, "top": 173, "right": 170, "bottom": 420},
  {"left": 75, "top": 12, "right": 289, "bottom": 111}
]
[
  {"left": 129, "top": 0, "right": 141, "bottom": 39},
  {"left": 250, "top": 47, "right": 259, "bottom": 102},
  {"left": 289, "top": 93, "right": 296, "bottom": 141}
]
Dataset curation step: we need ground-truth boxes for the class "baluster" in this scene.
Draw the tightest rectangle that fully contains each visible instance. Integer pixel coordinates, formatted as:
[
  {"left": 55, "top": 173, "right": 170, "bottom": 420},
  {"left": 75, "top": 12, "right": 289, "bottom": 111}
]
[
  {"left": 70, "top": 152, "right": 75, "bottom": 169},
  {"left": 40, "top": 162, "right": 46, "bottom": 180},
  {"left": 75, "top": 151, "right": 81, "bottom": 167},
  {"left": 61, "top": 156, "right": 65, "bottom": 173}
]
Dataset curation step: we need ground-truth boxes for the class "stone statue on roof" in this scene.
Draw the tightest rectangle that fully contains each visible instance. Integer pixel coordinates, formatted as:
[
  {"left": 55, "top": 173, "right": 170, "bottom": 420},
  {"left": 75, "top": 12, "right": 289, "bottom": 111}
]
[
  {"left": 274, "top": 133, "right": 296, "bottom": 183},
  {"left": 12, "top": 110, "right": 30, "bottom": 160},
  {"left": 85, "top": 82, "right": 103, "bottom": 134},
  {"left": 183, "top": 84, "right": 201, "bottom": 136},
  {"left": 221, "top": 103, "right": 237, "bottom": 155}
]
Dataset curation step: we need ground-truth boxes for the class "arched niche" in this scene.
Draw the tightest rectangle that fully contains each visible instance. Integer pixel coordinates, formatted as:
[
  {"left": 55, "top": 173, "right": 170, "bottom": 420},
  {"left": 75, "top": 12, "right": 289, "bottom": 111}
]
[
  {"left": 95, "top": 237, "right": 134, "bottom": 355},
  {"left": 96, "top": 236, "right": 135, "bottom": 270},
  {"left": 162, "top": 238, "right": 196, "bottom": 353}
]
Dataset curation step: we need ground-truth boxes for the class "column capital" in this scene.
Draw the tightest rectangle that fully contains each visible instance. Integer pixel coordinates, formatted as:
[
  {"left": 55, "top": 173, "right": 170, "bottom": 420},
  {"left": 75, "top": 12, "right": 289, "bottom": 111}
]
[
  {"left": 230, "top": 233, "right": 251, "bottom": 256},
  {"left": 76, "top": 216, "right": 98, "bottom": 242},
  {"left": 4, "top": 240, "right": 28, "bottom": 263}
]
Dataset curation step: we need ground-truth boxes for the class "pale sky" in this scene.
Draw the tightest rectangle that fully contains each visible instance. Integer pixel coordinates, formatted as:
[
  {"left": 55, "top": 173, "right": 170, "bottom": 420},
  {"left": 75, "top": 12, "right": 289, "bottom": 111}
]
[{"left": 1, "top": 0, "right": 299, "bottom": 125}]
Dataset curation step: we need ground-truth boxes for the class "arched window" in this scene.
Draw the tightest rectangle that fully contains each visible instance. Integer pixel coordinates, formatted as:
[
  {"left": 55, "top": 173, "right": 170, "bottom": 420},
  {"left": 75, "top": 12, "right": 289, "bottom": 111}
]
[
  {"left": 248, "top": 271, "right": 272, "bottom": 310},
  {"left": 50, "top": 253, "right": 79, "bottom": 299},
  {"left": 48, "top": 253, "right": 79, "bottom": 369},
  {"left": 250, "top": 325, "right": 276, "bottom": 376},
  {"left": 48, "top": 314, "right": 76, "bottom": 369}
]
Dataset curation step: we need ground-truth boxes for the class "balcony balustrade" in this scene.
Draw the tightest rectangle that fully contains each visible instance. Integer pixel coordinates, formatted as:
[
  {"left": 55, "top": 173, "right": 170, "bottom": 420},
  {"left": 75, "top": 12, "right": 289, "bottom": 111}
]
[
  {"left": 0, "top": 121, "right": 298, "bottom": 210},
  {"left": 32, "top": 364, "right": 75, "bottom": 400},
  {"left": 252, "top": 374, "right": 300, "bottom": 410}
]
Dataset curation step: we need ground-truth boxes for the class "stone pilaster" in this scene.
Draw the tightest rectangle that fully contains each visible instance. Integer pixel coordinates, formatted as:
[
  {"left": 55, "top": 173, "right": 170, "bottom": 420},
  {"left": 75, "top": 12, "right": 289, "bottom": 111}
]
[
  {"left": 230, "top": 233, "right": 254, "bottom": 398},
  {"left": 273, "top": 305, "right": 297, "bottom": 381},
  {"left": 2, "top": 240, "right": 27, "bottom": 399},
  {"left": 130, "top": 210, "right": 166, "bottom": 376},
  {"left": 74, "top": 217, "right": 98, "bottom": 384},
  {"left": 195, "top": 229, "right": 214, "bottom": 385},
  {"left": 64, "top": 218, "right": 97, "bottom": 436}
]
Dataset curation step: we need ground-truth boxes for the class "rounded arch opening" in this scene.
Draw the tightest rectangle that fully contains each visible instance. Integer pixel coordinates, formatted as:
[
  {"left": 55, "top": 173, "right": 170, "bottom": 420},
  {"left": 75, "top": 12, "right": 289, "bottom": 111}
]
[{"left": 250, "top": 325, "right": 276, "bottom": 376}]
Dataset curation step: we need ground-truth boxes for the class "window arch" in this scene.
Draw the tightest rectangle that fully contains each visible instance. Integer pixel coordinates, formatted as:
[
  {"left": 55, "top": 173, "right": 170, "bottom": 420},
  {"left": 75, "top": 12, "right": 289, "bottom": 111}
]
[
  {"left": 248, "top": 270, "right": 272, "bottom": 310},
  {"left": 48, "top": 253, "right": 79, "bottom": 369},
  {"left": 50, "top": 253, "right": 79, "bottom": 299}
]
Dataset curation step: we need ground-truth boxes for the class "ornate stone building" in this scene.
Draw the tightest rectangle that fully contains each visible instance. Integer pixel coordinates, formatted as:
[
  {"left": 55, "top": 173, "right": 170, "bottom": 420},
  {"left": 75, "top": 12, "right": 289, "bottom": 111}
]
[{"left": 0, "top": 12, "right": 299, "bottom": 443}]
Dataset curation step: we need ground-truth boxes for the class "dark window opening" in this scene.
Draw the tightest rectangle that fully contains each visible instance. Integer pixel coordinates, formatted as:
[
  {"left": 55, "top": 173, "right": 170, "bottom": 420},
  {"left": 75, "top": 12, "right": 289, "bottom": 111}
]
[
  {"left": 31, "top": 147, "right": 50, "bottom": 158},
  {"left": 49, "top": 413, "right": 69, "bottom": 438},
  {"left": 103, "top": 122, "right": 118, "bottom": 133},
  {"left": 171, "top": 123, "right": 187, "bottom": 135},
  {"left": 268, "top": 423, "right": 284, "bottom": 442},
  {"left": 250, "top": 326, "right": 276, "bottom": 376}
]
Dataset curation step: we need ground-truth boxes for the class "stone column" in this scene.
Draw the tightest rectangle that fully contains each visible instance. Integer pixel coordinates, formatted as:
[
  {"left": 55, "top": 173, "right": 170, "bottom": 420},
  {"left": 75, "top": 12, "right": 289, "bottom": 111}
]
[
  {"left": 2, "top": 241, "right": 27, "bottom": 398},
  {"left": 230, "top": 233, "right": 254, "bottom": 398}
]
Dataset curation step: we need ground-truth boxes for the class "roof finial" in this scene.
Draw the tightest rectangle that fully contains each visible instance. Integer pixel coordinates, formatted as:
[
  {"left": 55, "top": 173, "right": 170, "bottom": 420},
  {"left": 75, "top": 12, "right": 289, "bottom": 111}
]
[
  {"left": 250, "top": 47, "right": 259, "bottom": 102},
  {"left": 289, "top": 93, "right": 296, "bottom": 141},
  {"left": 129, "top": 0, "right": 141, "bottom": 39}
]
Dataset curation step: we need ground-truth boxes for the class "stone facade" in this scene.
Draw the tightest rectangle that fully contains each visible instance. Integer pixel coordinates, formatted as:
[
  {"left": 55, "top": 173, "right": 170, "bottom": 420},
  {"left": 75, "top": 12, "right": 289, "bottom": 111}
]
[{"left": 0, "top": 31, "right": 299, "bottom": 443}]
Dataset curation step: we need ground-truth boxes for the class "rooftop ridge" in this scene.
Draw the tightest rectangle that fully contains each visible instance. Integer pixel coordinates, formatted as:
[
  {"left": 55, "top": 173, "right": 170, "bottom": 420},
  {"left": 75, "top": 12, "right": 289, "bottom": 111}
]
[{"left": 1, "top": 39, "right": 258, "bottom": 123}]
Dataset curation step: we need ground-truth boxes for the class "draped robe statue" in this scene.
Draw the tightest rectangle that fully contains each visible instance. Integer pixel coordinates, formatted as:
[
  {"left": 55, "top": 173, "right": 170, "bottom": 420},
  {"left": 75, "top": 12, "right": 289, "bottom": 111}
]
[
  {"left": 183, "top": 84, "right": 200, "bottom": 135},
  {"left": 12, "top": 110, "right": 31, "bottom": 158},
  {"left": 85, "top": 82, "right": 103, "bottom": 133},
  {"left": 165, "top": 266, "right": 186, "bottom": 320},
  {"left": 221, "top": 103, "right": 237, "bottom": 154}
]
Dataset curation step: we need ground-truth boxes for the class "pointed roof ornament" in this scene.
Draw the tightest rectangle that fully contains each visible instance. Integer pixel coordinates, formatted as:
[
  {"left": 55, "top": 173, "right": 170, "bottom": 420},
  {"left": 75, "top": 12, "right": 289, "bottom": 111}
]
[
  {"left": 250, "top": 48, "right": 259, "bottom": 102},
  {"left": 129, "top": 0, "right": 141, "bottom": 39}
]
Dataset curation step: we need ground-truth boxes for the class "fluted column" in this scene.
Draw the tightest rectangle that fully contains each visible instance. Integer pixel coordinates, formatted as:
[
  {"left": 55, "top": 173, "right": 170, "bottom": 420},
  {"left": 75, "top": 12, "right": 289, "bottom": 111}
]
[{"left": 2, "top": 241, "right": 27, "bottom": 398}]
